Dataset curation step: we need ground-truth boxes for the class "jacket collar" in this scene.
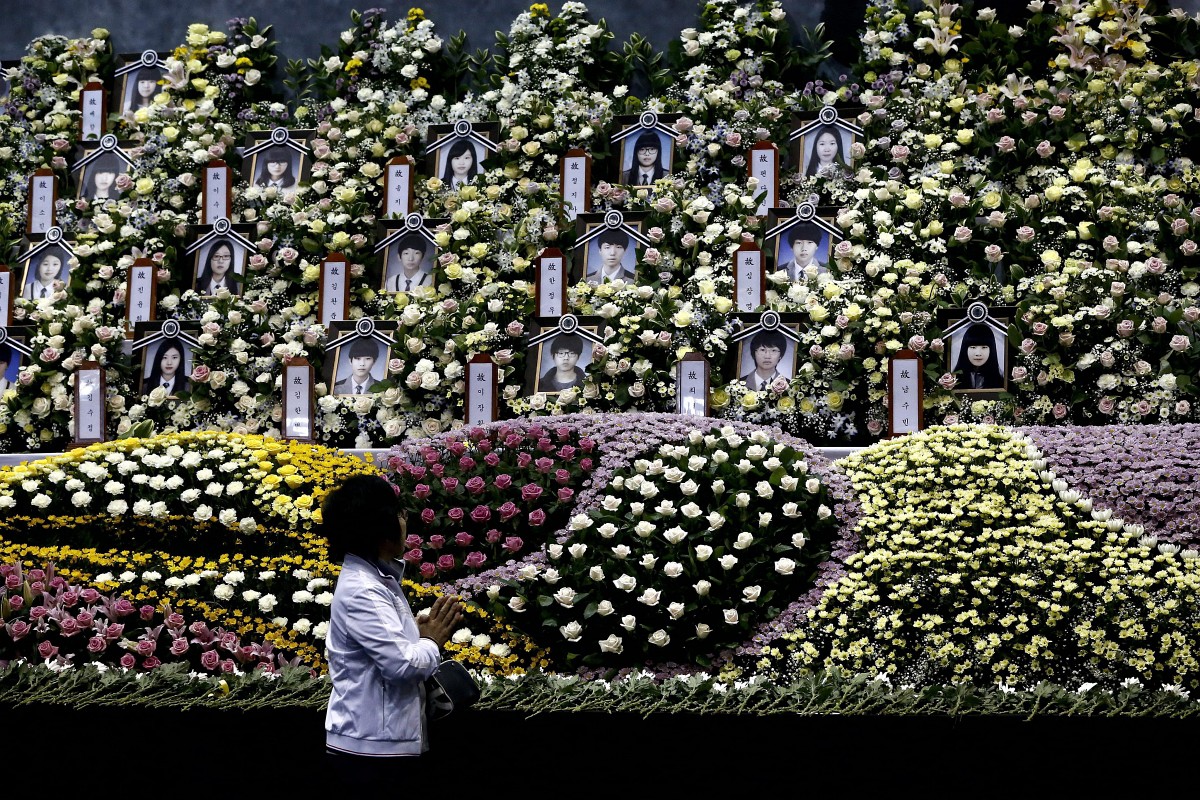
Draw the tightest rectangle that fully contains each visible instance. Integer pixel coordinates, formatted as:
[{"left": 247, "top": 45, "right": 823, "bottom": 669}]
[{"left": 342, "top": 552, "right": 407, "bottom": 583}]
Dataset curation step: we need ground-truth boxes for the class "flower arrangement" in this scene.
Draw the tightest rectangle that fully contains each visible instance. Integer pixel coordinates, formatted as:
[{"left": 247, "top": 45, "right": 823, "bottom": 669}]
[
  {"left": 0, "top": 560, "right": 289, "bottom": 674},
  {"left": 0, "top": 0, "right": 1196, "bottom": 454},
  {"left": 762, "top": 424, "right": 1200, "bottom": 690}
]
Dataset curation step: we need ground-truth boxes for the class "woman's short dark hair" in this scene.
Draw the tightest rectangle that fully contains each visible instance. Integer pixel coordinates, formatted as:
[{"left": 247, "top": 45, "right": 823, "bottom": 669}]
[{"left": 321, "top": 474, "right": 404, "bottom": 562}]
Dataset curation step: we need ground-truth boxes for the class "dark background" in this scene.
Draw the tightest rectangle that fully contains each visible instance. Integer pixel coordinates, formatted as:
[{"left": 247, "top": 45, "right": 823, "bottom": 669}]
[{"left": 2, "top": 1, "right": 841, "bottom": 63}]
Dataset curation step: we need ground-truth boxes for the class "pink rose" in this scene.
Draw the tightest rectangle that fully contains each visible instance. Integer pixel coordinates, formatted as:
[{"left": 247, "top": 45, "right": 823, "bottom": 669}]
[
  {"left": 647, "top": 227, "right": 665, "bottom": 243},
  {"left": 1135, "top": 400, "right": 1152, "bottom": 416},
  {"left": 191, "top": 364, "right": 211, "bottom": 383},
  {"left": 1170, "top": 335, "right": 1190, "bottom": 352},
  {"left": 1031, "top": 322, "right": 1049, "bottom": 336},
  {"left": 87, "top": 636, "right": 107, "bottom": 654},
  {"left": 505, "top": 321, "right": 524, "bottom": 337},
  {"left": 724, "top": 132, "right": 742, "bottom": 147},
  {"left": 1048, "top": 106, "right": 1066, "bottom": 122},
  {"left": 1181, "top": 240, "right": 1198, "bottom": 257},
  {"left": 41, "top": 347, "right": 60, "bottom": 363},
  {"left": 1116, "top": 320, "right": 1136, "bottom": 337},
  {"left": 527, "top": 509, "right": 546, "bottom": 526},
  {"left": 1103, "top": 236, "right": 1120, "bottom": 253},
  {"left": 1098, "top": 398, "right": 1115, "bottom": 414},
  {"left": 996, "top": 136, "right": 1016, "bottom": 152},
  {"left": 938, "top": 373, "right": 958, "bottom": 390},
  {"left": 403, "top": 549, "right": 424, "bottom": 564},
  {"left": 1152, "top": 317, "right": 1168, "bottom": 334},
  {"left": 984, "top": 245, "right": 1004, "bottom": 263},
  {"left": 436, "top": 555, "right": 456, "bottom": 572},
  {"left": 501, "top": 536, "right": 523, "bottom": 553},
  {"left": 929, "top": 338, "right": 945, "bottom": 353},
  {"left": 520, "top": 484, "right": 543, "bottom": 502},
  {"left": 1016, "top": 226, "right": 1035, "bottom": 242},
  {"left": 1036, "top": 140, "right": 1054, "bottom": 157},
  {"left": 890, "top": 145, "right": 910, "bottom": 162},
  {"left": 469, "top": 505, "right": 491, "bottom": 523},
  {"left": 1176, "top": 401, "right": 1191, "bottom": 416},
  {"left": 498, "top": 501, "right": 519, "bottom": 521},
  {"left": 170, "top": 637, "right": 190, "bottom": 657},
  {"left": 464, "top": 552, "right": 487, "bottom": 569},
  {"left": 953, "top": 227, "right": 972, "bottom": 243},
  {"left": 1011, "top": 366, "right": 1028, "bottom": 382},
  {"left": 7, "top": 620, "right": 30, "bottom": 641},
  {"left": 120, "top": 653, "right": 137, "bottom": 669}
]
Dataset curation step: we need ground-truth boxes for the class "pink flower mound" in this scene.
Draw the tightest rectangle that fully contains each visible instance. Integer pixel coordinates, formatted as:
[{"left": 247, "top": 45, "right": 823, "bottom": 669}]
[{"left": 1021, "top": 424, "right": 1200, "bottom": 549}]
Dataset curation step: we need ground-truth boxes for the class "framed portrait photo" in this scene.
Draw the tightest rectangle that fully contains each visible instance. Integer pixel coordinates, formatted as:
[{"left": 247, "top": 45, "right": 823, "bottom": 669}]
[
  {"left": 524, "top": 316, "right": 603, "bottom": 396},
  {"left": 72, "top": 138, "right": 134, "bottom": 202},
  {"left": 114, "top": 51, "right": 167, "bottom": 116},
  {"left": 766, "top": 204, "right": 841, "bottom": 280},
  {"left": 611, "top": 111, "right": 679, "bottom": 187},
  {"left": 17, "top": 230, "right": 76, "bottom": 301},
  {"left": 728, "top": 311, "right": 804, "bottom": 391},
  {"left": 322, "top": 319, "right": 398, "bottom": 398},
  {"left": 939, "top": 302, "right": 1013, "bottom": 398},
  {"left": 243, "top": 128, "right": 312, "bottom": 202},
  {"left": 0, "top": 60, "right": 19, "bottom": 103},
  {"left": 425, "top": 121, "right": 499, "bottom": 189},
  {"left": 573, "top": 211, "right": 647, "bottom": 286},
  {"left": 789, "top": 106, "right": 864, "bottom": 179},
  {"left": 375, "top": 218, "right": 438, "bottom": 294},
  {"left": 190, "top": 235, "right": 248, "bottom": 297},
  {"left": 133, "top": 320, "right": 201, "bottom": 398},
  {"left": 0, "top": 327, "right": 32, "bottom": 395}
]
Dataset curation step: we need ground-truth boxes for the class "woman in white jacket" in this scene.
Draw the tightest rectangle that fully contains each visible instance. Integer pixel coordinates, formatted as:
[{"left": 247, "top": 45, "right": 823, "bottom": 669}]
[{"left": 322, "top": 474, "right": 463, "bottom": 786}]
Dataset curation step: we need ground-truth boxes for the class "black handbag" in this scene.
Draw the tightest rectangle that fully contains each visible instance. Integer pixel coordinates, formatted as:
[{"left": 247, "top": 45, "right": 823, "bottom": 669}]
[{"left": 425, "top": 659, "right": 481, "bottom": 720}]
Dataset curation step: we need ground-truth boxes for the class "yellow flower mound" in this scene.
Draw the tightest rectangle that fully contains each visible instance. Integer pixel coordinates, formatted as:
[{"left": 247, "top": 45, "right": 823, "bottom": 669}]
[{"left": 765, "top": 425, "right": 1200, "bottom": 690}]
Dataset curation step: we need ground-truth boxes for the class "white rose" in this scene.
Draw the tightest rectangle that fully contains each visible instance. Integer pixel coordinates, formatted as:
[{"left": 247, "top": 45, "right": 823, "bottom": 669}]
[
  {"left": 613, "top": 574, "right": 637, "bottom": 592},
  {"left": 620, "top": 615, "right": 637, "bottom": 631},
  {"left": 588, "top": 566, "right": 605, "bottom": 581},
  {"left": 774, "top": 558, "right": 797, "bottom": 575},
  {"left": 598, "top": 634, "right": 624, "bottom": 654},
  {"left": 719, "top": 555, "right": 739, "bottom": 570},
  {"left": 638, "top": 588, "right": 661, "bottom": 606},
  {"left": 662, "top": 561, "right": 684, "bottom": 578},
  {"left": 647, "top": 629, "right": 671, "bottom": 647},
  {"left": 693, "top": 580, "right": 711, "bottom": 596},
  {"left": 723, "top": 609, "right": 740, "bottom": 624},
  {"left": 695, "top": 545, "right": 713, "bottom": 561},
  {"left": 733, "top": 532, "right": 754, "bottom": 550},
  {"left": 806, "top": 478, "right": 821, "bottom": 493},
  {"left": 668, "top": 602, "right": 686, "bottom": 619},
  {"left": 595, "top": 600, "right": 615, "bottom": 616},
  {"left": 742, "top": 585, "right": 761, "bottom": 603},
  {"left": 553, "top": 587, "right": 577, "bottom": 607},
  {"left": 695, "top": 623, "right": 712, "bottom": 639}
]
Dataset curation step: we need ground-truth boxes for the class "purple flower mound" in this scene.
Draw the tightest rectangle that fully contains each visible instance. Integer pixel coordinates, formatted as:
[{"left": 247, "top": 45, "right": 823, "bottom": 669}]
[
  {"left": 381, "top": 412, "right": 862, "bottom": 676},
  {"left": 1021, "top": 424, "right": 1200, "bottom": 549}
]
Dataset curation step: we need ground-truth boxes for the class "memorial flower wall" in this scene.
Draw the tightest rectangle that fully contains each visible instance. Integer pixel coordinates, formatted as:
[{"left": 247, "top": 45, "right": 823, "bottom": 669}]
[{"left": 0, "top": 0, "right": 1196, "bottom": 455}]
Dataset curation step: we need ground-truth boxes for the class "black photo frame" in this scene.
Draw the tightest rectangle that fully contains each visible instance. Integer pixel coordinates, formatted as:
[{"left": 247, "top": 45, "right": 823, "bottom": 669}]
[
  {"left": 573, "top": 210, "right": 648, "bottom": 286},
  {"left": 938, "top": 302, "right": 1013, "bottom": 398},
  {"left": 322, "top": 318, "right": 399, "bottom": 397},
  {"left": 765, "top": 203, "right": 841, "bottom": 279},
  {"left": 132, "top": 319, "right": 201, "bottom": 398},
  {"left": 525, "top": 315, "right": 604, "bottom": 396},
  {"left": 424, "top": 120, "right": 499, "bottom": 188},
  {"left": 789, "top": 106, "right": 864, "bottom": 178}
]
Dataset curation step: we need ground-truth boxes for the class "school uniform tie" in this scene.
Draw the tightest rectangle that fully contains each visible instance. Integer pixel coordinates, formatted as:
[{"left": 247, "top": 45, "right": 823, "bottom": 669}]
[
  {"left": 405, "top": 278, "right": 411, "bottom": 292},
  {"left": 355, "top": 385, "right": 362, "bottom": 395},
  {"left": 40, "top": 288, "right": 47, "bottom": 298},
  {"left": 759, "top": 380, "right": 767, "bottom": 391}
]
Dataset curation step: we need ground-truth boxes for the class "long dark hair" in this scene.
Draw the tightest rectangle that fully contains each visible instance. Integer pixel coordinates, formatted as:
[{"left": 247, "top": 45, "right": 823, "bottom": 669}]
[
  {"left": 195, "top": 239, "right": 240, "bottom": 294},
  {"left": 129, "top": 66, "right": 160, "bottom": 108},
  {"left": 83, "top": 152, "right": 124, "bottom": 200},
  {"left": 256, "top": 145, "right": 297, "bottom": 188},
  {"left": 321, "top": 474, "right": 405, "bottom": 563},
  {"left": 805, "top": 124, "right": 850, "bottom": 177},
  {"left": 144, "top": 337, "right": 190, "bottom": 394},
  {"left": 952, "top": 323, "right": 1002, "bottom": 388},
  {"left": 441, "top": 137, "right": 481, "bottom": 183}
]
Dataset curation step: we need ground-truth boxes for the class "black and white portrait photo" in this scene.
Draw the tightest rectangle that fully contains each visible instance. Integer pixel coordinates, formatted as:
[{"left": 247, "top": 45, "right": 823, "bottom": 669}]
[
  {"left": 251, "top": 145, "right": 303, "bottom": 201},
  {"left": 21, "top": 247, "right": 71, "bottom": 301},
  {"left": 535, "top": 331, "right": 593, "bottom": 394},
  {"left": 437, "top": 136, "right": 485, "bottom": 190},
  {"left": 798, "top": 122, "right": 854, "bottom": 178},
  {"left": 949, "top": 321, "right": 1006, "bottom": 392},
  {"left": 121, "top": 65, "right": 162, "bottom": 114},
  {"left": 331, "top": 337, "right": 387, "bottom": 396},
  {"left": 77, "top": 151, "right": 129, "bottom": 202},
  {"left": 382, "top": 233, "right": 435, "bottom": 293},
  {"left": 141, "top": 337, "right": 192, "bottom": 397},
  {"left": 583, "top": 225, "right": 639, "bottom": 285},
  {"left": 192, "top": 237, "right": 246, "bottom": 296},
  {"left": 737, "top": 328, "right": 797, "bottom": 390},
  {"left": 774, "top": 221, "right": 830, "bottom": 280},
  {"left": 620, "top": 129, "right": 672, "bottom": 187}
]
